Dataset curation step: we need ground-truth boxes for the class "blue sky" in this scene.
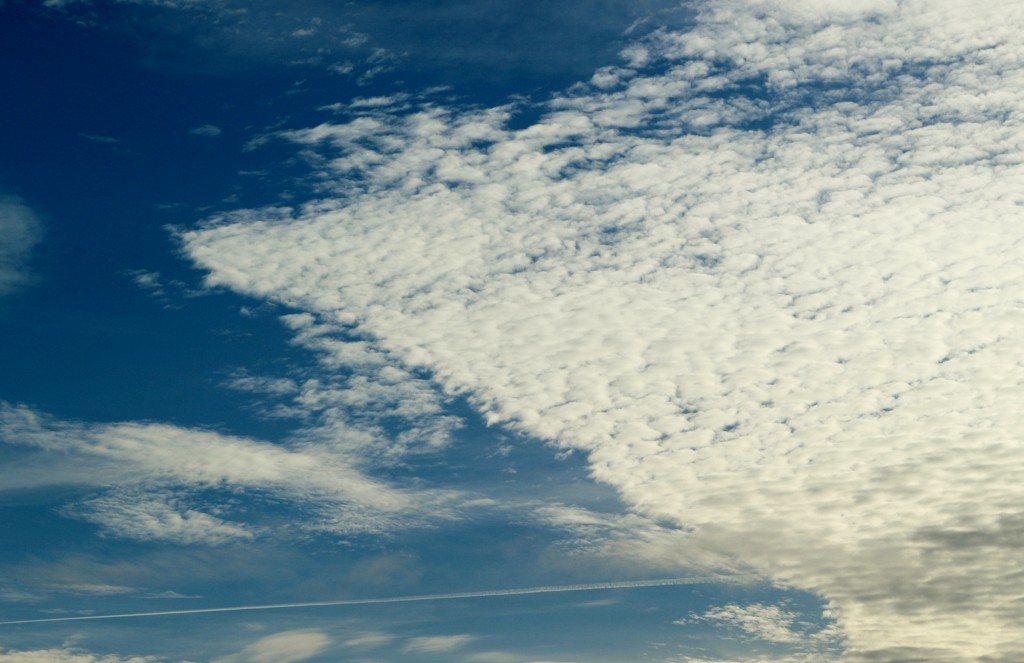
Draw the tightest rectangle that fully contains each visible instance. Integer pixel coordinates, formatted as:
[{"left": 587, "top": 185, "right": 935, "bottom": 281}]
[{"left": 3, "top": 0, "right": 1024, "bottom": 661}]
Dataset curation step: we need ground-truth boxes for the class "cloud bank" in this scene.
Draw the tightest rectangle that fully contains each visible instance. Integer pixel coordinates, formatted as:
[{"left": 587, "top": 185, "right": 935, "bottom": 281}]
[{"left": 181, "top": 0, "right": 1024, "bottom": 660}]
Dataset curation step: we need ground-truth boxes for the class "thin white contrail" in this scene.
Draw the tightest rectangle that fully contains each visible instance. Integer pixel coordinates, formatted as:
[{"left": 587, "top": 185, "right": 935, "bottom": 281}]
[{"left": 0, "top": 576, "right": 745, "bottom": 626}]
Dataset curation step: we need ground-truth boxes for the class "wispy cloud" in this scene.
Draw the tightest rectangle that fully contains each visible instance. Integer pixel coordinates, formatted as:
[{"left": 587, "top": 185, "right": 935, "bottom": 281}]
[
  {"left": 220, "top": 311, "right": 463, "bottom": 462},
  {"left": 342, "top": 631, "right": 396, "bottom": 649},
  {"left": 403, "top": 634, "right": 475, "bottom": 654},
  {"left": 179, "top": 0, "right": 1024, "bottom": 659},
  {"left": 189, "top": 124, "right": 222, "bottom": 137},
  {"left": 0, "top": 402, "right": 451, "bottom": 544},
  {"left": 124, "top": 268, "right": 196, "bottom": 307},
  {"left": 212, "top": 630, "right": 331, "bottom": 663},
  {"left": 679, "top": 603, "right": 839, "bottom": 646},
  {"left": 0, "top": 647, "right": 156, "bottom": 662},
  {"left": 665, "top": 656, "right": 829, "bottom": 663},
  {"left": 80, "top": 133, "right": 121, "bottom": 143},
  {"left": 0, "top": 195, "right": 43, "bottom": 296},
  {"left": 72, "top": 491, "right": 257, "bottom": 545}
]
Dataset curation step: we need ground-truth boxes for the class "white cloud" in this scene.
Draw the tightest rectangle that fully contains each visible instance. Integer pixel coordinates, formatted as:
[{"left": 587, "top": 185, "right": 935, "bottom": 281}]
[
  {"left": 319, "top": 94, "right": 413, "bottom": 113},
  {"left": 751, "top": 0, "right": 897, "bottom": 20},
  {"left": 56, "top": 582, "right": 135, "bottom": 595},
  {"left": 527, "top": 504, "right": 729, "bottom": 572},
  {"left": 664, "top": 656, "right": 826, "bottom": 663},
  {"left": 342, "top": 631, "right": 397, "bottom": 649},
  {"left": 465, "top": 654, "right": 579, "bottom": 663},
  {"left": 212, "top": 630, "right": 330, "bottom": 663},
  {"left": 681, "top": 603, "right": 807, "bottom": 644},
  {"left": 180, "top": 0, "right": 1024, "bottom": 660},
  {"left": 239, "top": 311, "right": 463, "bottom": 462},
  {"left": 0, "top": 402, "right": 452, "bottom": 543},
  {"left": 464, "top": 653, "right": 521, "bottom": 663},
  {"left": 403, "top": 634, "right": 475, "bottom": 653},
  {"left": 0, "top": 648, "right": 156, "bottom": 663},
  {"left": 224, "top": 373, "right": 300, "bottom": 396},
  {"left": 128, "top": 269, "right": 163, "bottom": 293},
  {"left": 124, "top": 269, "right": 195, "bottom": 307},
  {"left": 73, "top": 491, "right": 256, "bottom": 545},
  {"left": 0, "top": 196, "right": 42, "bottom": 296},
  {"left": 189, "top": 124, "right": 222, "bottom": 137}
]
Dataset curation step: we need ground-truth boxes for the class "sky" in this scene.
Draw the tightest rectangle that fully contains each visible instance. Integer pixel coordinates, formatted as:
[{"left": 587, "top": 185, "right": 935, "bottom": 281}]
[{"left": 1, "top": 0, "right": 1023, "bottom": 661}]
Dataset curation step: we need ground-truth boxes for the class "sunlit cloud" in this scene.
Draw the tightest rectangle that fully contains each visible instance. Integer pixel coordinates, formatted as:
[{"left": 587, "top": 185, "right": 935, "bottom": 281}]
[
  {"left": 180, "top": 0, "right": 1024, "bottom": 659},
  {"left": 0, "top": 648, "right": 155, "bottom": 663},
  {"left": 0, "top": 402, "right": 452, "bottom": 544},
  {"left": 403, "top": 634, "right": 475, "bottom": 653},
  {"left": 212, "top": 629, "right": 331, "bottom": 663}
]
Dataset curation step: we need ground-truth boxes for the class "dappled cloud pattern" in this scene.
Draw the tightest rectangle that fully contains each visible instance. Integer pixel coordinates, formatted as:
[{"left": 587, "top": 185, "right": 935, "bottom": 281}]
[{"left": 183, "top": 1, "right": 1024, "bottom": 660}]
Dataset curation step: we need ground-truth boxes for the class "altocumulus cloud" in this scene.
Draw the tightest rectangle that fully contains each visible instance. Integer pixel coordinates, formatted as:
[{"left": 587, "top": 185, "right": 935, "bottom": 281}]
[
  {"left": 181, "top": 0, "right": 1024, "bottom": 660},
  {"left": 680, "top": 602, "right": 841, "bottom": 648}
]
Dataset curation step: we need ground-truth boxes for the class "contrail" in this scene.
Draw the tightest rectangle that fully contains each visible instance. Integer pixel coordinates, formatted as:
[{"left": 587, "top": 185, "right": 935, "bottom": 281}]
[{"left": 0, "top": 576, "right": 745, "bottom": 626}]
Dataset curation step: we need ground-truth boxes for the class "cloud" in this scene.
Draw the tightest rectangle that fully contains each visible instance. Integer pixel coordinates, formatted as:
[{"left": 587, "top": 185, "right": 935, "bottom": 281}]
[
  {"left": 42, "top": 0, "right": 91, "bottom": 10},
  {"left": 526, "top": 504, "right": 728, "bottom": 572},
  {"left": 0, "top": 196, "right": 43, "bottom": 296},
  {"left": 464, "top": 653, "right": 523, "bottom": 663},
  {"left": 212, "top": 630, "right": 330, "bottom": 663},
  {"left": 180, "top": 0, "right": 1024, "bottom": 660},
  {"left": 80, "top": 133, "right": 121, "bottom": 143},
  {"left": 403, "top": 634, "right": 475, "bottom": 654},
  {"left": 0, "top": 648, "right": 155, "bottom": 663},
  {"left": 679, "top": 603, "right": 837, "bottom": 646},
  {"left": 465, "top": 653, "right": 581, "bottom": 663},
  {"left": 665, "top": 657, "right": 827, "bottom": 663},
  {"left": 73, "top": 491, "right": 257, "bottom": 544},
  {"left": 128, "top": 269, "right": 163, "bottom": 293},
  {"left": 54, "top": 582, "right": 136, "bottom": 596},
  {"left": 342, "top": 631, "right": 397, "bottom": 649},
  {"left": 41, "top": 0, "right": 401, "bottom": 82},
  {"left": 124, "top": 269, "right": 196, "bottom": 307},
  {"left": 223, "top": 372, "right": 300, "bottom": 396},
  {"left": 0, "top": 402, "right": 452, "bottom": 544},
  {"left": 189, "top": 124, "right": 222, "bottom": 137},
  {"left": 228, "top": 311, "right": 464, "bottom": 462}
]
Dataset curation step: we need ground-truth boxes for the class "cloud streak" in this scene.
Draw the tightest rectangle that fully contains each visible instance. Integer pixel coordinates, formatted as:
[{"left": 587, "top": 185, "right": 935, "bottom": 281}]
[
  {"left": 212, "top": 629, "right": 330, "bottom": 663},
  {"left": 0, "top": 402, "right": 451, "bottom": 543}
]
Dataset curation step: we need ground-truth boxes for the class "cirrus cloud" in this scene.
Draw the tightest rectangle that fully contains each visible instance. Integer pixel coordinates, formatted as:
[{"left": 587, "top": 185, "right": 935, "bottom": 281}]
[
  {"left": 212, "top": 629, "right": 330, "bottom": 663},
  {"left": 0, "top": 402, "right": 453, "bottom": 544}
]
